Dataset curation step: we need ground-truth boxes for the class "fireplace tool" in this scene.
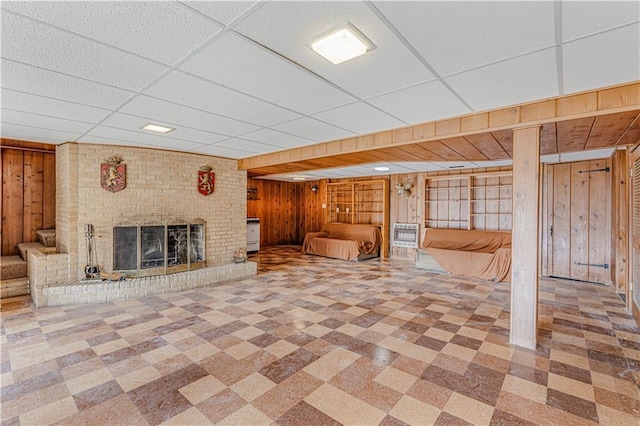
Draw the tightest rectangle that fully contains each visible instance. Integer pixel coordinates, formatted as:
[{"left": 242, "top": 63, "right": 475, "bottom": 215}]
[{"left": 84, "top": 224, "right": 100, "bottom": 279}]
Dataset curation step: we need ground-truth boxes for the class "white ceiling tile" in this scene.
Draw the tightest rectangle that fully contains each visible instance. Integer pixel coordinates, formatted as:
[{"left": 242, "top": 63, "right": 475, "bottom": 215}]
[
  {"left": 100, "top": 113, "right": 228, "bottom": 145},
  {"left": 542, "top": 149, "right": 616, "bottom": 164},
  {"left": 189, "top": 144, "right": 254, "bottom": 159},
  {"left": 312, "top": 102, "right": 405, "bottom": 135},
  {"left": 76, "top": 134, "right": 158, "bottom": 149},
  {"left": 430, "top": 162, "right": 479, "bottom": 171},
  {"left": 557, "top": 148, "right": 615, "bottom": 162},
  {"left": 1, "top": 12, "right": 168, "bottom": 91},
  {"left": 180, "top": 33, "right": 356, "bottom": 115},
  {"left": 563, "top": 24, "right": 640, "bottom": 94},
  {"left": 2, "top": 2, "right": 222, "bottom": 65},
  {"left": 1, "top": 109, "right": 94, "bottom": 134},
  {"left": 562, "top": 1, "right": 640, "bottom": 41},
  {"left": 272, "top": 117, "right": 356, "bottom": 142},
  {"left": 212, "top": 138, "right": 282, "bottom": 155},
  {"left": 239, "top": 128, "right": 315, "bottom": 149},
  {"left": 145, "top": 71, "right": 300, "bottom": 126},
  {"left": 1, "top": 89, "right": 111, "bottom": 123},
  {"left": 1, "top": 123, "right": 81, "bottom": 143},
  {"left": 389, "top": 162, "right": 446, "bottom": 172},
  {"left": 181, "top": 1, "right": 260, "bottom": 26},
  {"left": 367, "top": 81, "right": 471, "bottom": 124},
  {"left": 540, "top": 154, "right": 560, "bottom": 163},
  {"left": 234, "top": 1, "right": 432, "bottom": 98},
  {"left": 374, "top": 1, "right": 555, "bottom": 76},
  {"left": 86, "top": 126, "right": 204, "bottom": 152},
  {"left": 118, "top": 95, "right": 259, "bottom": 137},
  {"left": 1, "top": 60, "right": 133, "bottom": 109},
  {"left": 445, "top": 48, "right": 558, "bottom": 111},
  {"left": 472, "top": 160, "right": 513, "bottom": 168}
]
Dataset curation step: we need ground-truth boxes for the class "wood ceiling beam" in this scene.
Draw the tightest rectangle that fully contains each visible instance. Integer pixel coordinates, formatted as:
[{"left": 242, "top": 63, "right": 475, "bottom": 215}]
[{"left": 239, "top": 82, "right": 640, "bottom": 175}]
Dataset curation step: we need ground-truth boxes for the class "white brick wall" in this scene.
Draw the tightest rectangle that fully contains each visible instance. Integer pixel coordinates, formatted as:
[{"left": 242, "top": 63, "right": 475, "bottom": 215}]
[
  {"left": 56, "top": 143, "right": 247, "bottom": 280},
  {"left": 43, "top": 261, "right": 257, "bottom": 306}
]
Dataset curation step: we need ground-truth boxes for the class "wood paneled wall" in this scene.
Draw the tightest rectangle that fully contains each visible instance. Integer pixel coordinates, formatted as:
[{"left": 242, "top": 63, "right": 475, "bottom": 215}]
[
  {"left": 390, "top": 167, "right": 512, "bottom": 260},
  {"left": 247, "top": 178, "right": 326, "bottom": 247},
  {"left": 1, "top": 139, "right": 56, "bottom": 256},
  {"left": 612, "top": 149, "right": 629, "bottom": 294}
]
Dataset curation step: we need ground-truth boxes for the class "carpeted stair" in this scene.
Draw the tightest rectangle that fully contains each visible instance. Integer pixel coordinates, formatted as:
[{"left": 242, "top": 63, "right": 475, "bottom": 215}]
[{"left": 1, "top": 229, "right": 56, "bottom": 299}]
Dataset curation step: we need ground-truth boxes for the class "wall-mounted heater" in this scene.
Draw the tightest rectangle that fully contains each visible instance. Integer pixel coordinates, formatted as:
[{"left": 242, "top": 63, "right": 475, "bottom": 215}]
[{"left": 392, "top": 223, "right": 420, "bottom": 248}]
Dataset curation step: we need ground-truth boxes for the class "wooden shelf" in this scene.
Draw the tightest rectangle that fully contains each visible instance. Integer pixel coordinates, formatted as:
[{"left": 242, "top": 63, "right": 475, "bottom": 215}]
[
  {"left": 326, "top": 179, "right": 390, "bottom": 258},
  {"left": 425, "top": 171, "right": 512, "bottom": 231}
]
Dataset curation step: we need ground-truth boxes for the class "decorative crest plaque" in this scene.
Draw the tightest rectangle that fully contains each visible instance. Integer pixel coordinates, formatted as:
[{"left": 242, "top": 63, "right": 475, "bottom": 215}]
[
  {"left": 100, "top": 155, "right": 126, "bottom": 193},
  {"left": 198, "top": 165, "right": 215, "bottom": 196}
]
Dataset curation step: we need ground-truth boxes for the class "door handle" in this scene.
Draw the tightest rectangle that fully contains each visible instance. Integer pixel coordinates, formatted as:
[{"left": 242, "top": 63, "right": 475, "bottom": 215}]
[{"left": 550, "top": 226, "right": 553, "bottom": 237}]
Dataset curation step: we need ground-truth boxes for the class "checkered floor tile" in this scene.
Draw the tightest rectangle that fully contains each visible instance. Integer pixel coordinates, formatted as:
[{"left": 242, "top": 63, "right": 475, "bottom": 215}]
[{"left": 1, "top": 246, "right": 639, "bottom": 425}]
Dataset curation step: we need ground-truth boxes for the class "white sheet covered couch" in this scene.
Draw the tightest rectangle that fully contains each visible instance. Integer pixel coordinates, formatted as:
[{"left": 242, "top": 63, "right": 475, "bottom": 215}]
[{"left": 302, "top": 222, "right": 382, "bottom": 261}]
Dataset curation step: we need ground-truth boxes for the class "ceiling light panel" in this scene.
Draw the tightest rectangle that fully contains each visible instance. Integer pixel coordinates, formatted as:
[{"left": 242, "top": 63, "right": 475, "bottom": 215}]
[
  {"left": 145, "top": 71, "right": 301, "bottom": 127},
  {"left": 367, "top": 80, "right": 470, "bottom": 124},
  {"left": 86, "top": 126, "right": 203, "bottom": 151},
  {"left": 233, "top": 1, "right": 431, "bottom": 98},
  {"left": 142, "top": 123, "right": 175, "bottom": 133},
  {"left": 102, "top": 113, "right": 228, "bottom": 145},
  {"left": 180, "top": 33, "right": 356, "bottom": 115},
  {"left": 119, "top": 96, "right": 260, "bottom": 137},
  {"left": 1, "top": 60, "right": 132, "bottom": 110},
  {"left": 310, "top": 22, "right": 375, "bottom": 65},
  {"left": 2, "top": 1, "right": 222, "bottom": 64},
  {"left": 374, "top": 1, "right": 555, "bottom": 76},
  {"left": 1, "top": 12, "right": 168, "bottom": 91},
  {"left": 445, "top": 48, "right": 558, "bottom": 111}
]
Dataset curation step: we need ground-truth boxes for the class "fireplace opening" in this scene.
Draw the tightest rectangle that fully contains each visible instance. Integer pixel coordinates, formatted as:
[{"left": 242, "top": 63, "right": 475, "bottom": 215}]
[{"left": 114, "top": 218, "right": 205, "bottom": 277}]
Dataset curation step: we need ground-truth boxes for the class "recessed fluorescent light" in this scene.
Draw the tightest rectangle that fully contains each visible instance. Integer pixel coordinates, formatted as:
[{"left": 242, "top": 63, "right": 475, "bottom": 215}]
[
  {"left": 311, "top": 22, "right": 375, "bottom": 65},
  {"left": 141, "top": 123, "right": 175, "bottom": 134},
  {"left": 292, "top": 177, "right": 306, "bottom": 181},
  {"left": 374, "top": 166, "right": 390, "bottom": 171}
]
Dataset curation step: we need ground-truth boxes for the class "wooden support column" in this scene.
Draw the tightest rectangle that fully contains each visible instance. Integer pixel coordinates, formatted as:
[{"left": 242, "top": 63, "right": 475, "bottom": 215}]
[{"left": 510, "top": 126, "right": 541, "bottom": 349}]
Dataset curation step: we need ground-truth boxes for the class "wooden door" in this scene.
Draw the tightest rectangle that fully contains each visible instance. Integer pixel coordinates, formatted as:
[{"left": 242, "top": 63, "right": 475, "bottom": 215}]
[
  {"left": 1, "top": 140, "right": 56, "bottom": 256},
  {"left": 547, "top": 158, "right": 612, "bottom": 284}
]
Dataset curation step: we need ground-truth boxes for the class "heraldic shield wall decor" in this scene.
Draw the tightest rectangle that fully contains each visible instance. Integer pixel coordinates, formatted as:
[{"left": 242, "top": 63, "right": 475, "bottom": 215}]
[
  {"left": 198, "top": 165, "right": 215, "bottom": 196},
  {"left": 100, "top": 155, "right": 126, "bottom": 193}
]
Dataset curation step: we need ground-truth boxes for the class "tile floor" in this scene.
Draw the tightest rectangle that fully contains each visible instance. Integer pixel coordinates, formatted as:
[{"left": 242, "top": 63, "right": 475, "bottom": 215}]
[{"left": 1, "top": 246, "right": 639, "bottom": 425}]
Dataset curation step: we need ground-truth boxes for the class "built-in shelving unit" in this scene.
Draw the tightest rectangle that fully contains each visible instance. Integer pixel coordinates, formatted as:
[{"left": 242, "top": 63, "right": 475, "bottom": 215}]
[
  {"left": 326, "top": 180, "right": 390, "bottom": 258},
  {"left": 424, "top": 171, "right": 512, "bottom": 231}
]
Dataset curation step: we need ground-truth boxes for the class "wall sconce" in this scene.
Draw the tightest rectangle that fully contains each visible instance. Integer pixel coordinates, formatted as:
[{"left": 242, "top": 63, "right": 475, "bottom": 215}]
[{"left": 311, "top": 185, "right": 318, "bottom": 193}]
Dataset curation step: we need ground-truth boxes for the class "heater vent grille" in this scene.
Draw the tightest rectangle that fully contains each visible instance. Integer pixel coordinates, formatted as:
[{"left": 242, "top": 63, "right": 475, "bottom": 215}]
[{"left": 392, "top": 223, "right": 419, "bottom": 248}]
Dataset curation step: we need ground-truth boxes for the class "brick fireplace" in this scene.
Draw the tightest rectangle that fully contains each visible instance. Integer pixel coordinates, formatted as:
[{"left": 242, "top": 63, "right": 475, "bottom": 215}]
[{"left": 28, "top": 142, "right": 256, "bottom": 306}]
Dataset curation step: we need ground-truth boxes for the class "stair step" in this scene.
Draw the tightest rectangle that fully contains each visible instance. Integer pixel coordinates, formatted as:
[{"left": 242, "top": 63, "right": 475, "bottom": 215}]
[
  {"left": 37, "top": 229, "right": 56, "bottom": 247},
  {"left": 17, "top": 242, "right": 56, "bottom": 261},
  {"left": 0, "top": 277, "right": 29, "bottom": 299},
  {"left": 0, "top": 256, "right": 27, "bottom": 280}
]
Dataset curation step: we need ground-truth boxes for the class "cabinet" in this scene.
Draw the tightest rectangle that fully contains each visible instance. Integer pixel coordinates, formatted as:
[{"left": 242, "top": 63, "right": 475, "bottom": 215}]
[
  {"left": 326, "top": 180, "right": 390, "bottom": 258},
  {"left": 425, "top": 171, "right": 512, "bottom": 231}
]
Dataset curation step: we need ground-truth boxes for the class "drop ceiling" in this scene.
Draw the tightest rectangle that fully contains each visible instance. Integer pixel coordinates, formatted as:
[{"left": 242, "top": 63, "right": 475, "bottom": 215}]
[{"left": 1, "top": 1, "right": 639, "bottom": 180}]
